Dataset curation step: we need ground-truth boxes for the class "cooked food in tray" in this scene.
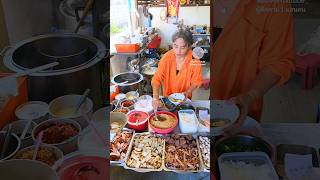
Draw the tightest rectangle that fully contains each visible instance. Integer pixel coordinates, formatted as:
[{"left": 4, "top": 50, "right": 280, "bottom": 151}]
[
  {"left": 150, "top": 114, "right": 176, "bottom": 129},
  {"left": 110, "top": 131, "right": 133, "bottom": 162},
  {"left": 40, "top": 123, "right": 79, "bottom": 144},
  {"left": 126, "top": 134, "right": 163, "bottom": 169},
  {"left": 164, "top": 134, "right": 200, "bottom": 171},
  {"left": 199, "top": 136, "right": 210, "bottom": 168}
]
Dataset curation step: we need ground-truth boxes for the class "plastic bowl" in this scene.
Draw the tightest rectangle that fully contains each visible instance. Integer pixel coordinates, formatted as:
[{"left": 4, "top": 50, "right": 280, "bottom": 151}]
[
  {"left": 32, "top": 118, "right": 81, "bottom": 154},
  {"left": 149, "top": 111, "right": 178, "bottom": 134},
  {"left": 110, "top": 112, "right": 127, "bottom": 133},
  {"left": 0, "top": 159, "right": 58, "bottom": 180},
  {"left": 127, "top": 111, "right": 149, "bottom": 131},
  {"left": 13, "top": 145, "right": 63, "bottom": 167}
]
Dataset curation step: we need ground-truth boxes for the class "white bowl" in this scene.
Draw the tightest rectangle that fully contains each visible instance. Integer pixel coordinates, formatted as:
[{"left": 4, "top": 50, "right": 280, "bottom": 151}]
[
  {"left": 211, "top": 100, "right": 240, "bottom": 135},
  {"left": 168, "top": 93, "right": 185, "bottom": 105},
  {"left": 0, "top": 159, "right": 58, "bottom": 180}
]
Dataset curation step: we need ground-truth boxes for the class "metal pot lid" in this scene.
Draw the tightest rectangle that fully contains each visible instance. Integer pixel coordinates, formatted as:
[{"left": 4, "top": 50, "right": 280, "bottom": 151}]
[
  {"left": 3, "top": 33, "right": 106, "bottom": 76},
  {"left": 111, "top": 72, "right": 143, "bottom": 86}
]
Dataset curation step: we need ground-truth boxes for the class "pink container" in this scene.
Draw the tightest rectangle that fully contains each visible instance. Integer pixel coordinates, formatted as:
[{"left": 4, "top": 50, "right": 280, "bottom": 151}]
[
  {"left": 149, "top": 111, "right": 178, "bottom": 134},
  {"left": 127, "top": 111, "right": 149, "bottom": 131}
]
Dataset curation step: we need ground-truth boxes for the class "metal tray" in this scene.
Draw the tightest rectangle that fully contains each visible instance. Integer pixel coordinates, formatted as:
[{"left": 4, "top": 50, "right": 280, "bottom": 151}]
[
  {"left": 123, "top": 132, "right": 165, "bottom": 172},
  {"left": 163, "top": 134, "right": 202, "bottom": 173},
  {"left": 197, "top": 135, "right": 210, "bottom": 172},
  {"left": 218, "top": 152, "right": 279, "bottom": 180},
  {"left": 110, "top": 128, "right": 135, "bottom": 165}
]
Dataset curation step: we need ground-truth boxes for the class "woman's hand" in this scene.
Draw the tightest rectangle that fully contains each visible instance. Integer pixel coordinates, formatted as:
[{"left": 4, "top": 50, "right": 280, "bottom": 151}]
[
  {"left": 222, "top": 92, "right": 256, "bottom": 136},
  {"left": 152, "top": 98, "right": 160, "bottom": 111}
]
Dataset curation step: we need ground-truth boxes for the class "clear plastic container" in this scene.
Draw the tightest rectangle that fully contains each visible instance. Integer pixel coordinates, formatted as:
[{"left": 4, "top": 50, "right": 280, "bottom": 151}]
[
  {"left": 218, "top": 152, "right": 279, "bottom": 180},
  {"left": 178, "top": 109, "right": 199, "bottom": 134}
]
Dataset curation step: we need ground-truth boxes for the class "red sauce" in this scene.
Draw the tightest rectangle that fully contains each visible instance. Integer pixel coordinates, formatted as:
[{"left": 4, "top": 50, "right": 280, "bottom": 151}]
[
  {"left": 128, "top": 111, "right": 148, "bottom": 123},
  {"left": 58, "top": 156, "right": 107, "bottom": 180},
  {"left": 120, "top": 100, "right": 134, "bottom": 107}
]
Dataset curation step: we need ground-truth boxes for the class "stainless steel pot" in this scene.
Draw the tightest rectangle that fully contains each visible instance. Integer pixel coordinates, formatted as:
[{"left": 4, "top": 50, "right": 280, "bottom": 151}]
[
  {"left": 111, "top": 72, "right": 143, "bottom": 93},
  {"left": 2, "top": 120, "right": 37, "bottom": 148},
  {"left": 3, "top": 33, "right": 106, "bottom": 110}
]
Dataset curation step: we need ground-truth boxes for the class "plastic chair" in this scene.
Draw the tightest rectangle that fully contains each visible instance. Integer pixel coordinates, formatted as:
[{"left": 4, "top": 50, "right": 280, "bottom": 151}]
[{"left": 295, "top": 53, "right": 320, "bottom": 89}]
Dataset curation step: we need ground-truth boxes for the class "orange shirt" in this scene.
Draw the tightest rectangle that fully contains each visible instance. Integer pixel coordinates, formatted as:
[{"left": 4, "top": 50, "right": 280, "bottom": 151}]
[
  {"left": 152, "top": 49, "right": 202, "bottom": 98},
  {"left": 211, "top": 1, "right": 295, "bottom": 121}
]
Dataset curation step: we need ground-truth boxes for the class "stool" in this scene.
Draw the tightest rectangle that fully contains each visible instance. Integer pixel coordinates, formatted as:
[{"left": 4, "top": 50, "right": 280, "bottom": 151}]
[{"left": 295, "top": 53, "right": 320, "bottom": 89}]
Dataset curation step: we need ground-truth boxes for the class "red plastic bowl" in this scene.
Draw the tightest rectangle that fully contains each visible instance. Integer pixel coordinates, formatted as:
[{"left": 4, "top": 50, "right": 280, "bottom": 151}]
[
  {"left": 127, "top": 111, "right": 149, "bottom": 131},
  {"left": 149, "top": 111, "right": 178, "bottom": 134}
]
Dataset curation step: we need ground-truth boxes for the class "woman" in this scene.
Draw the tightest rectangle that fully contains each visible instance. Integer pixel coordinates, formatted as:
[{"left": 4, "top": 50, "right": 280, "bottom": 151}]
[
  {"left": 152, "top": 29, "right": 203, "bottom": 110},
  {"left": 212, "top": 0, "right": 295, "bottom": 133}
]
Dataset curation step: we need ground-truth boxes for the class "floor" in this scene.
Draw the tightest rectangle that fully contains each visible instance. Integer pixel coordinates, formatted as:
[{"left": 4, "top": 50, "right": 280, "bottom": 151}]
[{"left": 262, "top": 72, "right": 320, "bottom": 123}]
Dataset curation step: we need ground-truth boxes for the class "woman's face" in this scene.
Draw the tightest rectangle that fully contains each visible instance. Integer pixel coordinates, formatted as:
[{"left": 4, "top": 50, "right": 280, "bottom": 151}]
[{"left": 173, "top": 38, "right": 189, "bottom": 57}]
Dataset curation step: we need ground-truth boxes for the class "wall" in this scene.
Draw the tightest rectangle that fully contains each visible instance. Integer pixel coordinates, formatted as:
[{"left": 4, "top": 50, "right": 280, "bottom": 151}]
[
  {"left": 1, "top": 0, "right": 53, "bottom": 45},
  {"left": 148, "top": 6, "right": 210, "bottom": 48},
  {"left": 293, "top": 18, "right": 320, "bottom": 52}
]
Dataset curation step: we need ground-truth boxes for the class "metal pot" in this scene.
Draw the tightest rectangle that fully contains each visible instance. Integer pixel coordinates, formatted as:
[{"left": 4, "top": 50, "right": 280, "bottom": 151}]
[
  {"left": 3, "top": 33, "right": 106, "bottom": 110},
  {"left": 111, "top": 72, "right": 143, "bottom": 93},
  {"left": 0, "top": 131, "right": 21, "bottom": 161},
  {"left": 2, "top": 120, "right": 37, "bottom": 148}
]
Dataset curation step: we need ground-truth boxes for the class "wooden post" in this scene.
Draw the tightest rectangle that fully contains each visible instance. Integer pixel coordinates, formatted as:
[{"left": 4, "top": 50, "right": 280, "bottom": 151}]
[{"left": 0, "top": 1, "right": 9, "bottom": 73}]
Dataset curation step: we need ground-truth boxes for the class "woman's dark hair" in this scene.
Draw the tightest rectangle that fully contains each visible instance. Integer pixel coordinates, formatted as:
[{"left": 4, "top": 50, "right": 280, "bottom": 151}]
[{"left": 172, "top": 29, "right": 193, "bottom": 47}]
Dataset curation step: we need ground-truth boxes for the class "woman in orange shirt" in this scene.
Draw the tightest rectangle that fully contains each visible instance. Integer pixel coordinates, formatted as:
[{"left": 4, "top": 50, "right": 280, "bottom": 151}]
[
  {"left": 152, "top": 29, "right": 203, "bottom": 109},
  {"left": 212, "top": 0, "right": 295, "bottom": 134}
]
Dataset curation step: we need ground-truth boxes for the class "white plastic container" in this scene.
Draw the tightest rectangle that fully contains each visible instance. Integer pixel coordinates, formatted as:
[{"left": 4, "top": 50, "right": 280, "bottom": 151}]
[
  {"left": 178, "top": 109, "right": 199, "bottom": 134},
  {"left": 218, "top": 152, "right": 279, "bottom": 180}
]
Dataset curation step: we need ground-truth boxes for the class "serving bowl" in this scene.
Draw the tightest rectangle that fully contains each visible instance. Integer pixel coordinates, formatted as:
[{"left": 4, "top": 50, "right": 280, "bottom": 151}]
[
  {"left": 127, "top": 110, "right": 149, "bottom": 131},
  {"left": 149, "top": 111, "right": 178, "bottom": 134},
  {"left": 213, "top": 134, "right": 274, "bottom": 160},
  {"left": 32, "top": 118, "right": 81, "bottom": 154}
]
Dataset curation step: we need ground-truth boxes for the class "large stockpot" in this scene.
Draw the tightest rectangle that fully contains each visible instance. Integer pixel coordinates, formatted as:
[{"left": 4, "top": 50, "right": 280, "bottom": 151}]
[
  {"left": 111, "top": 72, "right": 143, "bottom": 93},
  {"left": 3, "top": 33, "right": 106, "bottom": 110}
]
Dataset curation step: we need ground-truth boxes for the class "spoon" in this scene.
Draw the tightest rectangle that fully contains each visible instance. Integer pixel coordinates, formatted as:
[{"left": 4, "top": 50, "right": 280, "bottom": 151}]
[
  {"left": 33, "top": 131, "right": 44, "bottom": 160},
  {"left": 117, "top": 81, "right": 129, "bottom": 86},
  {"left": 20, "top": 112, "right": 38, "bottom": 140},
  {"left": 153, "top": 109, "right": 159, "bottom": 121},
  {"left": 0, "top": 124, "right": 12, "bottom": 159},
  {"left": 75, "top": 89, "right": 91, "bottom": 113}
]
